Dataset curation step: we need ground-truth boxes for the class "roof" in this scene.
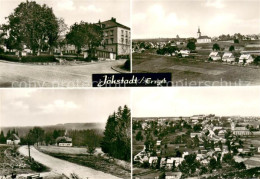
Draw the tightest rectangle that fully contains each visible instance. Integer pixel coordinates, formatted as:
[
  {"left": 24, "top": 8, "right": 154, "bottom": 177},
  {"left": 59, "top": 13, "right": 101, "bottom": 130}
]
[
  {"left": 239, "top": 54, "right": 252, "bottom": 60},
  {"left": 198, "top": 35, "right": 211, "bottom": 39},
  {"left": 8, "top": 134, "right": 20, "bottom": 141},
  {"left": 209, "top": 52, "right": 220, "bottom": 57},
  {"left": 233, "top": 127, "right": 249, "bottom": 131},
  {"left": 223, "top": 52, "right": 234, "bottom": 58},
  {"left": 99, "top": 18, "right": 130, "bottom": 30},
  {"left": 56, "top": 136, "right": 72, "bottom": 143}
]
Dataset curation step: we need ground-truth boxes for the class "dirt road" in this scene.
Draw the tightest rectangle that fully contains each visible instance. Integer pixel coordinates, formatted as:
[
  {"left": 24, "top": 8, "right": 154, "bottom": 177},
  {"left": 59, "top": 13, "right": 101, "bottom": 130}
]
[
  {"left": 18, "top": 146, "right": 121, "bottom": 179},
  {"left": 0, "top": 60, "right": 125, "bottom": 87}
]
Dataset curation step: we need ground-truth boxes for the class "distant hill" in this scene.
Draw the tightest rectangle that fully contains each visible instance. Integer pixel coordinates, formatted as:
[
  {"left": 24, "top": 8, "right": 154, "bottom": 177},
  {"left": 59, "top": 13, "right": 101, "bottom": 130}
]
[
  {"left": 0, "top": 123, "right": 106, "bottom": 137},
  {"left": 133, "top": 38, "right": 187, "bottom": 43}
]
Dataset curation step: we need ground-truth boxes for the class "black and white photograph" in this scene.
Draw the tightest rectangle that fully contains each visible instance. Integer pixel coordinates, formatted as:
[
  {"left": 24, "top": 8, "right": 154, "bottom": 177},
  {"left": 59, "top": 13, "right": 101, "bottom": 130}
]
[
  {"left": 0, "top": 0, "right": 131, "bottom": 87},
  {"left": 132, "top": 0, "right": 260, "bottom": 86},
  {"left": 132, "top": 87, "right": 260, "bottom": 178},
  {"left": 0, "top": 89, "right": 131, "bottom": 178}
]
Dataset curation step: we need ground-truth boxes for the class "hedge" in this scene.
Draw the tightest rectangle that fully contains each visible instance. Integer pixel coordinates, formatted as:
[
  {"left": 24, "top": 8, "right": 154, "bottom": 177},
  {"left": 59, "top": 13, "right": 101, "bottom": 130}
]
[
  {"left": 21, "top": 55, "right": 57, "bottom": 63},
  {"left": 0, "top": 54, "right": 19, "bottom": 62}
]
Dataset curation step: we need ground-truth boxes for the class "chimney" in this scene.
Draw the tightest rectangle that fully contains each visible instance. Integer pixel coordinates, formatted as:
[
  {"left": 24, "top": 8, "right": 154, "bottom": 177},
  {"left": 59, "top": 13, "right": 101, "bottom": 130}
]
[{"left": 111, "top": 17, "right": 116, "bottom": 22}]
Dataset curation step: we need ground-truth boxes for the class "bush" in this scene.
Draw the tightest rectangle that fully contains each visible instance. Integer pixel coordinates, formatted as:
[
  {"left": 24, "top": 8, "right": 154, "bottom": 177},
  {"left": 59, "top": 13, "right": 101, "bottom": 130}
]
[
  {"left": 208, "top": 57, "right": 213, "bottom": 61},
  {"left": 123, "top": 58, "right": 130, "bottom": 71},
  {"left": 0, "top": 47, "right": 4, "bottom": 54},
  {"left": 0, "top": 54, "right": 19, "bottom": 62},
  {"left": 21, "top": 55, "right": 57, "bottom": 63},
  {"left": 254, "top": 56, "right": 260, "bottom": 65}
]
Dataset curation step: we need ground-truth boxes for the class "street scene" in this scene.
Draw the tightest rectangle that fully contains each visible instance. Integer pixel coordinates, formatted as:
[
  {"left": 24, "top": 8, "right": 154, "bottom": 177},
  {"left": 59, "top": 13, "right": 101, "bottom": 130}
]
[
  {"left": 0, "top": 0, "right": 131, "bottom": 87},
  {"left": 0, "top": 89, "right": 131, "bottom": 178},
  {"left": 132, "top": 0, "right": 260, "bottom": 86},
  {"left": 132, "top": 87, "right": 260, "bottom": 178}
]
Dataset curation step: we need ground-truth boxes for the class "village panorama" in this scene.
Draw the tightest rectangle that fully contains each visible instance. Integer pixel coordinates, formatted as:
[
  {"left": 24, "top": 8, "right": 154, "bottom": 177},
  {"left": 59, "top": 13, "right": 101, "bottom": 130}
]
[
  {"left": 0, "top": 0, "right": 131, "bottom": 87},
  {"left": 133, "top": 115, "right": 260, "bottom": 179},
  {"left": 132, "top": 0, "right": 260, "bottom": 86}
]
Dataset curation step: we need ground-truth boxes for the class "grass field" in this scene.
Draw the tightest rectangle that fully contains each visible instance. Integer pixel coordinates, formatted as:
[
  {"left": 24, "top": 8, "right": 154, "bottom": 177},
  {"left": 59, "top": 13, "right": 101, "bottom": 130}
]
[
  {"left": 132, "top": 52, "right": 260, "bottom": 86},
  {"left": 39, "top": 146, "right": 131, "bottom": 179}
]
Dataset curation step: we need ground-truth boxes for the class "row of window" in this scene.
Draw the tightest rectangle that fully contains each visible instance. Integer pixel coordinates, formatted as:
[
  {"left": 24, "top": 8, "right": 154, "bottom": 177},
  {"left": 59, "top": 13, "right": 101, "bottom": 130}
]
[
  {"left": 103, "top": 30, "right": 131, "bottom": 37},
  {"left": 103, "top": 38, "right": 130, "bottom": 45}
]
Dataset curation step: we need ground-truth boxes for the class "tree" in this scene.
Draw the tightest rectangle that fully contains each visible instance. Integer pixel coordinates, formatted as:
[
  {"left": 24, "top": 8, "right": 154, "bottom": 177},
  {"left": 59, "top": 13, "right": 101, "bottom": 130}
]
[
  {"left": 135, "top": 131, "right": 143, "bottom": 141},
  {"left": 30, "top": 127, "right": 45, "bottom": 146},
  {"left": 0, "top": 131, "right": 6, "bottom": 144},
  {"left": 159, "top": 172, "right": 166, "bottom": 179},
  {"left": 234, "top": 39, "right": 239, "bottom": 43},
  {"left": 193, "top": 135, "right": 199, "bottom": 147},
  {"left": 66, "top": 22, "right": 103, "bottom": 57},
  {"left": 86, "top": 130, "right": 98, "bottom": 155},
  {"left": 229, "top": 45, "right": 235, "bottom": 52},
  {"left": 179, "top": 154, "right": 200, "bottom": 176},
  {"left": 209, "top": 157, "right": 217, "bottom": 170},
  {"left": 3, "top": 1, "right": 59, "bottom": 55},
  {"left": 254, "top": 56, "right": 260, "bottom": 65},
  {"left": 101, "top": 105, "right": 131, "bottom": 161},
  {"left": 212, "top": 43, "right": 220, "bottom": 51},
  {"left": 186, "top": 41, "right": 196, "bottom": 51}
]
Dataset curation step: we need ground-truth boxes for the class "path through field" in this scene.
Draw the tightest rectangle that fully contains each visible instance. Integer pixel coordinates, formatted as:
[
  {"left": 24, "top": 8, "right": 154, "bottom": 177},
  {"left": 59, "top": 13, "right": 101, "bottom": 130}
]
[{"left": 18, "top": 146, "right": 120, "bottom": 179}]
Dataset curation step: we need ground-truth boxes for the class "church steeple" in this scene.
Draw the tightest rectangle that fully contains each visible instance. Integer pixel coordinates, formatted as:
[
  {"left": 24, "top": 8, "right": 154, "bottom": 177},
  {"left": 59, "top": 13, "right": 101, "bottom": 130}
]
[{"left": 197, "top": 26, "right": 201, "bottom": 38}]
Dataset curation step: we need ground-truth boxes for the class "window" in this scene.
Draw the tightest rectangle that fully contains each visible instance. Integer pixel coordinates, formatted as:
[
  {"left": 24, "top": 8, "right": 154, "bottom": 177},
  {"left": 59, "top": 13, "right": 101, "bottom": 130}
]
[
  {"left": 121, "top": 30, "right": 124, "bottom": 36},
  {"left": 110, "top": 30, "right": 113, "bottom": 36},
  {"left": 126, "top": 39, "right": 128, "bottom": 44},
  {"left": 121, "top": 38, "right": 124, "bottom": 44},
  {"left": 110, "top": 38, "right": 114, "bottom": 44},
  {"left": 126, "top": 31, "right": 128, "bottom": 37}
]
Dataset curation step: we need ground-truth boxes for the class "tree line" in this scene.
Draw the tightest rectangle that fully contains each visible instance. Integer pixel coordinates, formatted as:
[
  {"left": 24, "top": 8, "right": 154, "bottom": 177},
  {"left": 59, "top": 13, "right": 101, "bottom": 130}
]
[{"left": 0, "top": 1, "right": 103, "bottom": 57}]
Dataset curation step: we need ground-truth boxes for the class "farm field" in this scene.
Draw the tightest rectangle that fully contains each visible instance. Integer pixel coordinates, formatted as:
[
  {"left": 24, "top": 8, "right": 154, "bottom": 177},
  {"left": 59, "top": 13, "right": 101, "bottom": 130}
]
[{"left": 132, "top": 52, "right": 260, "bottom": 86}]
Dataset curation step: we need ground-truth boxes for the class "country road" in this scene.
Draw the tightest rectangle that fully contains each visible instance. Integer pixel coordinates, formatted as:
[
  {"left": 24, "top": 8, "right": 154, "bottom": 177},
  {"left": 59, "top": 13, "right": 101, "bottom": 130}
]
[
  {"left": 0, "top": 60, "right": 125, "bottom": 87},
  {"left": 18, "top": 146, "right": 121, "bottom": 179}
]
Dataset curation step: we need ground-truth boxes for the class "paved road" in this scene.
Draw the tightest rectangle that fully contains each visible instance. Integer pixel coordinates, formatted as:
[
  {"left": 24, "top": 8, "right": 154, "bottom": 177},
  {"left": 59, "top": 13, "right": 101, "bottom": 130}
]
[
  {"left": 18, "top": 146, "right": 120, "bottom": 179},
  {"left": 0, "top": 60, "right": 125, "bottom": 87}
]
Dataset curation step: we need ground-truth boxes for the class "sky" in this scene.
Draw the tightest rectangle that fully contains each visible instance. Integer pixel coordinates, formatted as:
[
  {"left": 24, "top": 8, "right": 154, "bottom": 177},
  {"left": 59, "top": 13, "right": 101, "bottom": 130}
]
[
  {"left": 0, "top": 89, "right": 130, "bottom": 127},
  {"left": 132, "top": 87, "right": 260, "bottom": 117},
  {"left": 0, "top": 0, "right": 130, "bottom": 27},
  {"left": 132, "top": 0, "right": 260, "bottom": 39}
]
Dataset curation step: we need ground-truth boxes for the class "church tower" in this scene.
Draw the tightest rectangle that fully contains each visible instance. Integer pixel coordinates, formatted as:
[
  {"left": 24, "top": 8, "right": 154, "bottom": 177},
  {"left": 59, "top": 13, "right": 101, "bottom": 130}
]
[{"left": 197, "top": 26, "right": 201, "bottom": 38}]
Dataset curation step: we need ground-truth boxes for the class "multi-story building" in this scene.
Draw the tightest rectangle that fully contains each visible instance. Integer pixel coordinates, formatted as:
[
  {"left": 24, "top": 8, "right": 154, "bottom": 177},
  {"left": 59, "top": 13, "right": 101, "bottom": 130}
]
[{"left": 98, "top": 17, "right": 131, "bottom": 56}]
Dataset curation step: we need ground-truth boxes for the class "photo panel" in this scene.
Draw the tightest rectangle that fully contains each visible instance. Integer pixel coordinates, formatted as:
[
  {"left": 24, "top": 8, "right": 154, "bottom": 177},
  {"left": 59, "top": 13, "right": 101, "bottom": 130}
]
[
  {"left": 0, "top": 88, "right": 131, "bottom": 178},
  {"left": 0, "top": 0, "right": 131, "bottom": 88},
  {"left": 132, "top": 0, "right": 260, "bottom": 86},
  {"left": 132, "top": 87, "right": 260, "bottom": 178}
]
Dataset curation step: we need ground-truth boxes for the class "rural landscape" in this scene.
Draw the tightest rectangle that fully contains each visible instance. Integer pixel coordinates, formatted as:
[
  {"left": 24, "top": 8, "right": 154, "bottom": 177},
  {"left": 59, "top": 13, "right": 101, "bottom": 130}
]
[
  {"left": 132, "top": 0, "right": 260, "bottom": 86},
  {"left": 0, "top": 89, "right": 131, "bottom": 178},
  {"left": 0, "top": 0, "right": 130, "bottom": 87}
]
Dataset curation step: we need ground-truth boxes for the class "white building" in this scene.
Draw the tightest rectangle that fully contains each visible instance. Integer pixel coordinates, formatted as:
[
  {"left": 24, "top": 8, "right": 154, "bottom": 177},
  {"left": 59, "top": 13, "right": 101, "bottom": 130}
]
[
  {"left": 56, "top": 136, "right": 73, "bottom": 147},
  {"left": 196, "top": 27, "right": 212, "bottom": 43},
  {"left": 222, "top": 52, "right": 235, "bottom": 62},
  {"left": 239, "top": 54, "right": 254, "bottom": 64},
  {"left": 6, "top": 134, "right": 20, "bottom": 145},
  {"left": 209, "top": 52, "right": 221, "bottom": 61}
]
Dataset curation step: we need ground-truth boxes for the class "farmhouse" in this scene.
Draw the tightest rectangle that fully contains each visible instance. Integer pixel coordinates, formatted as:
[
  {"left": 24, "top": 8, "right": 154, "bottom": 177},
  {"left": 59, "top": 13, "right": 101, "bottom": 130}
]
[
  {"left": 196, "top": 27, "right": 212, "bottom": 43},
  {"left": 6, "top": 134, "right": 20, "bottom": 145},
  {"left": 239, "top": 54, "right": 254, "bottom": 64},
  {"left": 209, "top": 52, "right": 221, "bottom": 61},
  {"left": 222, "top": 52, "right": 235, "bottom": 62},
  {"left": 56, "top": 136, "right": 73, "bottom": 147}
]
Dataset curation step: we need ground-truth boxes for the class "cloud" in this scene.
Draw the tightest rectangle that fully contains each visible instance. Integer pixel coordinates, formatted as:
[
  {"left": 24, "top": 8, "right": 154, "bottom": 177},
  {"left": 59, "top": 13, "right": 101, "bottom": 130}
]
[
  {"left": 39, "top": 100, "right": 79, "bottom": 113},
  {"left": 133, "top": 4, "right": 188, "bottom": 37},
  {"left": 205, "top": 0, "right": 225, "bottom": 8},
  {"left": 57, "top": 0, "right": 76, "bottom": 11},
  {"left": 79, "top": 5, "right": 102, "bottom": 13}
]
